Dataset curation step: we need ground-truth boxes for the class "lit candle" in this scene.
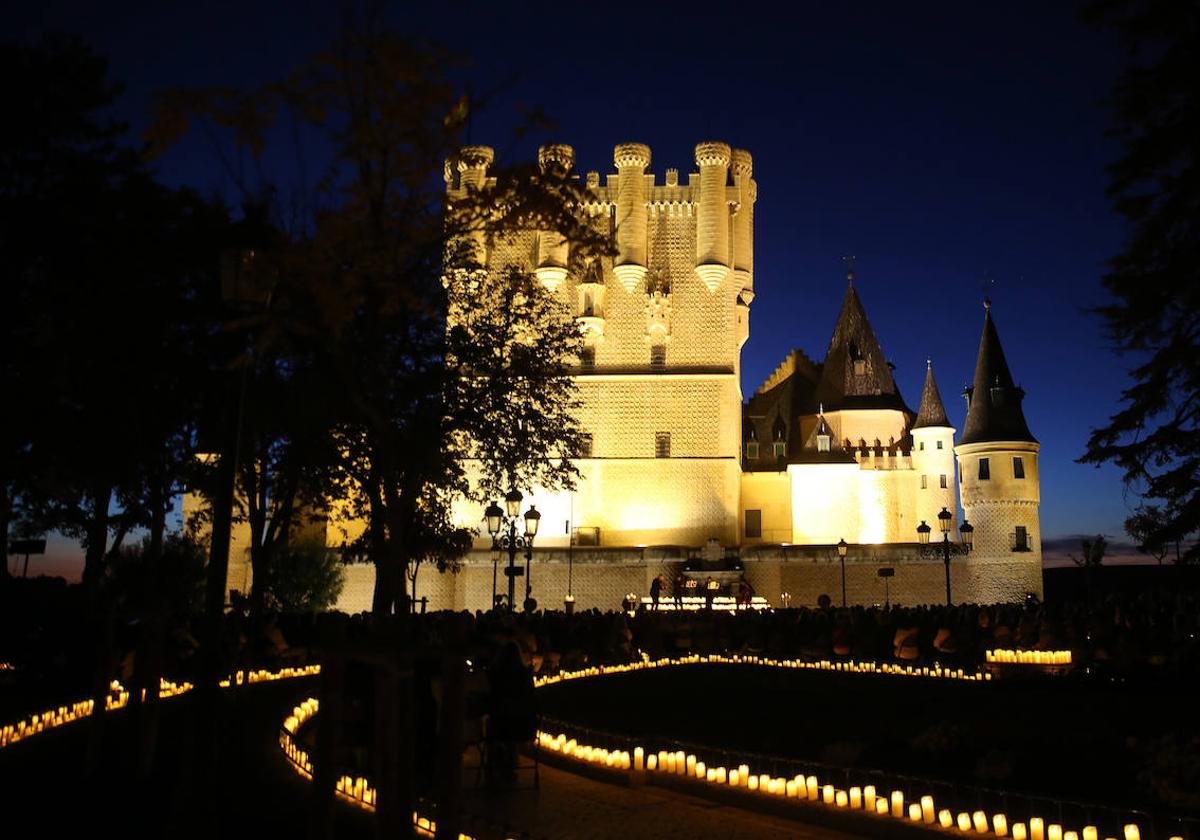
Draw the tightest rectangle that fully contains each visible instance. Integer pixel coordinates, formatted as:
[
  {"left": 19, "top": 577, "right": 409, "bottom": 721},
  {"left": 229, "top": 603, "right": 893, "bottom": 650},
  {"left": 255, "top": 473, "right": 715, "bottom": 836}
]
[
  {"left": 676, "top": 752, "right": 686, "bottom": 775},
  {"left": 647, "top": 755, "right": 657, "bottom": 771},
  {"left": 940, "top": 810, "right": 954, "bottom": 829},
  {"left": 666, "top": 753, "right": 676, "bottom": 774},
  {"left": 1014, "top": 825, "right": 1028, "bottom": 840},
  {"left": 748, "top": 776, "right": 759, "bottom": 792},
  {"left": 806, "top": 776, "right": 818, "bottom": 800},
  {"left": 1124, "top": 826, "right": 1140, "bottom": 840},
  {"left": 974, "top": 811, "right": 989, "bottom": 833},
  {"left": 891, "top": 791, "right": 904, "bottom": 819},
  {"left": 1065, "top": 832, "right": 1078, "bottom": 840},
  {"left": 1049, "top": 824, "right": 1063, "bottom": 840},
  {"left": 837, "top": 791, "right": 849, "bottom": 808},
  {"left": 959, "top": 813, "right": 973, "bottom": 832},
  {"left": 686, "top": 755, "right": 696, "bottom": 776},
  {"left": 1083, "top": 828, "right": 1098, "bottom": 840},
  {"left": 786, "top": 780, "right": 798, "bottom": 798},
  {"left": 876, "top": 799, "right": 889, "bottom": 816},
  {"left": 864, "top": 785, "right": 877, "bottom": 811},
  {"left": 994, "top": 815, "right": 1008, "bottom": 836},
  {"left": 909, "top": 804, "right": 923, "bottom": 821},
  {"left": 729, "top": 770, "right": 739, "bottom": 786},
  {"left": 921, "top": 795, "right": 935, "bottom": 823},
  {"left": 716, "top": 767, "right": 727, "bottom": 785},
  {"left": 634, "top": 747, "right": 644, "bottom": 771},
  {"left": 850, "top": 787, "right": 862, "bottom": 809},
  {"left": 706, "top": 768, "right": 715, "bottom": 783},
  {"left": 695, "top": 761, "right": 705, "bottom": 780},
  {"left": 1031, "top": 817, "right": 1045, "bottom": 840},
  {"left": 658, "top": 750, "right": 667, "bottom": 771},
  {"left": 823, "top": 784, "right": 835, "bottom": 804}
]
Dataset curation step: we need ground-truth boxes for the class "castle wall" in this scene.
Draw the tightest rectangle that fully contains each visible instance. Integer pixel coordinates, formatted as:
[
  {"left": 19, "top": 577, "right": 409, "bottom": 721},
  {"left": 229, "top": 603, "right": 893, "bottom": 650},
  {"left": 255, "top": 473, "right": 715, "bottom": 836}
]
[{"left": 330, "top": 545, "right": 1042, "bottom": 614}]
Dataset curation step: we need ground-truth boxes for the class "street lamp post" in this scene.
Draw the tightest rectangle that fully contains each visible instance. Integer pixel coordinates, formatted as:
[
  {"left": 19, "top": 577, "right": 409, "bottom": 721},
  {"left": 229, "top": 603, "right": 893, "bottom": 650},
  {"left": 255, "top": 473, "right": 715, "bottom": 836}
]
[
  {"left": 917, "top": 507, "right": 974, "bottom": 606},
  {"left": 836, "top": 538, "right": 849, "bottom": 607},
  {"left": 484, "top": 490, "right": 541, "bottom": 612}
]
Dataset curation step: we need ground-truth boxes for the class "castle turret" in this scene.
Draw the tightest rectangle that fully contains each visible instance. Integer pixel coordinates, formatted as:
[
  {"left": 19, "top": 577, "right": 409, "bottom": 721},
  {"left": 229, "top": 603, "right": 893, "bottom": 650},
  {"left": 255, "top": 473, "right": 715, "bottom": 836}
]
[
  {"left": 453, "top": 145, "right": 495, "bottom": 266},
  {"left": 730, "top": 149, "right": 755, "bottom": 302},
  {"left": 693, "top": 141, "right": 732, "bottom": 291},
  {"left": 535, "top": 144, "right": 574, "bottom": 292},
  {"left": 612, "top": 142, "right": 651, "bottom": 292},
  {"left": 911, "top": 359, "right": 957, "bottom": 533},
  {"left": 955, "top": 302, "right": 1043, "bottom": 599}
]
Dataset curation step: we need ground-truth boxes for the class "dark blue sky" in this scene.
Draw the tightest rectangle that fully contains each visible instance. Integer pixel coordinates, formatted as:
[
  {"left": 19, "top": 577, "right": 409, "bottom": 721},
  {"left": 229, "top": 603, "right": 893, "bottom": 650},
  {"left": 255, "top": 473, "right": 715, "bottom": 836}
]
[{"left": 12, "top": 1, "right": 1135, "bottom": 554}]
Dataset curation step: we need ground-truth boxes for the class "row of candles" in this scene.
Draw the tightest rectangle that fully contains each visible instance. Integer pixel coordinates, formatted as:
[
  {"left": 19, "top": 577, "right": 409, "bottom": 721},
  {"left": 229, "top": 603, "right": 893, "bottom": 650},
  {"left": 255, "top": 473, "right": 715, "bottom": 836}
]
[
  {"left": 985, "top": 650, "right": 1072, "bottom": 665},
  {"left": 278, "top": 696, "right": 472, "bottom": 840},
  {"left": 1, "top": 664, "right": 322, "bottom": 751},
  {"left": 533, "top": 652, "right": 993, "bottom": 690},
  {"left": 537, "top": 730, "right": 1170, "bottom": 840}
]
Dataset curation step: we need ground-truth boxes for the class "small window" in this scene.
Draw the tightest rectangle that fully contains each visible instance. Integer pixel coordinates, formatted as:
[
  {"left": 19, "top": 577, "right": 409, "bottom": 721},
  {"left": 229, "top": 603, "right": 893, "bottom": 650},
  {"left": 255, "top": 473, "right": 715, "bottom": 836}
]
[
  {"left": 1014, "top": 525, "right": 1029, "bottom": 552},
  {"left": 921, "top": 475, "right": 928, "bottom": 489},
  {"left": 853, "top": 358, "right": 866, "bottom": 376},
  {"left": 578, "top": 433, "right": 593, "bottom": 458},
  {"left": 773, "top": 441, "right": 786, "bottom": 458},
  {"left": 939, "top": 474, "right": 948, "bottom": 489},
  {"left": 650, "top": 344, "right": 666, "bottom": 371},
  {"left": 579, "top": 347, "right": 595, "bottom": 372},
  {"left": 655, "top": 432, "right": 671, "bottom": 458},
  {"left": 919, "top": 441, "right": 925, "bottom": 451},
  {"left": 746, "top": 441, "right": 759, "bottom": 459},
  {"left": 1013, "top": 456, "right": 1025, "bottom": 479},
  {"left": 817, "top": 435, "right": 830, "bottom": 453},
  {"left": 978, "top": 457, "right": 990, "bottom": 480},
  {"left": 936, "top": 440, "right": 943, "bottom": 450},
  {"left": 745, "top": 509, "right": 762, "bottom": 539},
  {"left": 581, "top": 288, "right": 595, "bottom": 316}
]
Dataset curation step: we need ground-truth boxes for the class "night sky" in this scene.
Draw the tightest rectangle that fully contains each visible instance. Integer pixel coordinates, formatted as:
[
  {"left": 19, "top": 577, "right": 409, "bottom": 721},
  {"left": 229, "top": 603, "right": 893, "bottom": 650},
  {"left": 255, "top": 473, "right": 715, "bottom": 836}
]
[{"left": 10, "top": 1, "right": 1137, "bottom": 574}]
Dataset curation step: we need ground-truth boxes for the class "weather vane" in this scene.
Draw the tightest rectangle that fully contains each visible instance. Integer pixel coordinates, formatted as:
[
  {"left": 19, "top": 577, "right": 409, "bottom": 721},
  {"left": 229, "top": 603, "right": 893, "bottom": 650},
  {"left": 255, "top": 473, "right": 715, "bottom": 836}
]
[{"left": 980, "top": 273, "right": 996, "bottom": 309}]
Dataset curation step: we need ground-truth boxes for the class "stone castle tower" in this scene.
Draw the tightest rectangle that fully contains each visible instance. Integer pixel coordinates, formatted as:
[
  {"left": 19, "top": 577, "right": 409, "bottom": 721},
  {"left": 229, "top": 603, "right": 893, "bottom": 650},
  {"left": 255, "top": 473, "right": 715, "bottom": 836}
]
[{"left": 445, "top": 141, "right": 755, "bottom": 549}]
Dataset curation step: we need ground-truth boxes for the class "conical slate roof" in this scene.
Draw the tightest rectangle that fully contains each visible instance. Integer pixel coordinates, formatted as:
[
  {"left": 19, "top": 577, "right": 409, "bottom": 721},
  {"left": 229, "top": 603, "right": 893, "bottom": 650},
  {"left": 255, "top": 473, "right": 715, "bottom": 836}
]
[
  {"left": 815, "top": 281, "right": 909, "bottom": 413},
  {"left": 960, "top": 305, "right": 1036, "bottom": 445},
  {"left": 913, "top": 359, "right": 951, "bottom": 429}
]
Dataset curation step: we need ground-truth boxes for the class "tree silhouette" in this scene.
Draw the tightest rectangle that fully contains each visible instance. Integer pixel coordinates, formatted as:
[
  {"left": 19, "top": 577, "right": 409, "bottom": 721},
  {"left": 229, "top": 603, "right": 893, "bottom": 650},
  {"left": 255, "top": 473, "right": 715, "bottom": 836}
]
[{"left": 1081, "top": 1, "right": 1200, "bottom": 562}]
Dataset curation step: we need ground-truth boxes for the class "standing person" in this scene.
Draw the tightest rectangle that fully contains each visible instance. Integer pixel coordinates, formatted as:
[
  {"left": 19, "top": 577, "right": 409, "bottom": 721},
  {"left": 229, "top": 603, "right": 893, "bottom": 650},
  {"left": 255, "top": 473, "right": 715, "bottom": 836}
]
[
  {"left": 649, "top": 574, "right": 663, "bottom": 610},
  {"left": 673, "top": 573, "right": 685, "bottom": 609},
  {"left": 704, "top": 576, "right": 717, "bottom": 611}
]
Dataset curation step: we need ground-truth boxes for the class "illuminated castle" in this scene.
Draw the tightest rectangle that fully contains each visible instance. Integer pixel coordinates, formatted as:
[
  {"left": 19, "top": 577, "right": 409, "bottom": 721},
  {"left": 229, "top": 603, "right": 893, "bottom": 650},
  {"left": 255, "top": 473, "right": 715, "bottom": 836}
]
[
  {"left": 202, "top": 140, "right": 1044, "bottom": 610},
  {"left": 438, "top": 141, "right": 1043, "bottom": 607}
]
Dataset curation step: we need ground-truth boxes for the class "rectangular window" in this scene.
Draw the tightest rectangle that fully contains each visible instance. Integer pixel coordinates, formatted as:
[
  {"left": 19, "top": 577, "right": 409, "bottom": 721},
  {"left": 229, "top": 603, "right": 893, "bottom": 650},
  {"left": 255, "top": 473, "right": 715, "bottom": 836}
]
[
  {"left": 745, "top": 509, "right": 762, "bottom": 539},
  {"left": 1013, "top": 456, "right": 1025, "bottom": 479},
  {"left": 817, "top": 435, "right": 830, "bottom": 453},
  {"left": 919, "top": 441, "right": 925, "bottom": 451},
  {"left": 936, "top": 440, "right": 943, "bottom": 450},
  {"left": 746, "top": 441, "right": 759, "bottom": 459},
  {"left": 650, "top": 344, "right": 666, "bottom": 371},
  {"left": 655, "top": 432, "right": 671, "bottom": 458},
  {"left": 940, "top": 474, "right": 948, "bottom": 489},
  {"left": 578, "top": 433, "right": 593, "bottom": 458},
  {"left": 773, "top": 441, "right": 786, "bottom": 458},
  {"left": 978, "top": 457, "right": 990, "bottom": 480},
  {"left": 579, "top": 347, "right": 595, "bottom": 372},
  {"left": 921, "top": 474, "right": 928, "bottom": 489},
  {"left": 1014, "top": 525, "right": 1029, "bottom": 552}
]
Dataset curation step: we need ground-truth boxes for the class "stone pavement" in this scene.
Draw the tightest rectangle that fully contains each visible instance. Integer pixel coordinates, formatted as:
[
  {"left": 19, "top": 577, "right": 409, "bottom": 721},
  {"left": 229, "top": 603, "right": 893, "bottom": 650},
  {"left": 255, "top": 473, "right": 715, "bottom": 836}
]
[{"left": 460, "top": 759, "right": 865, "bottom": 840}]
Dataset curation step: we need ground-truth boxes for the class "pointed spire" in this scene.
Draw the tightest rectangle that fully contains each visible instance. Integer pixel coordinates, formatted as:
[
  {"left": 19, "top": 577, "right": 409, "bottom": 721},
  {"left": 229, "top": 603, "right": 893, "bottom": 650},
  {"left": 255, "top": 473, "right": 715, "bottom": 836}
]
[
  {"left": 960, "top": 303, "right": 1036, "bottom": 445},
  {"left": 913, "top": 358, "right": 951, "bottom": 429},
  {"left": 816, "top": 278, "right": 909, "bottom": 412}
]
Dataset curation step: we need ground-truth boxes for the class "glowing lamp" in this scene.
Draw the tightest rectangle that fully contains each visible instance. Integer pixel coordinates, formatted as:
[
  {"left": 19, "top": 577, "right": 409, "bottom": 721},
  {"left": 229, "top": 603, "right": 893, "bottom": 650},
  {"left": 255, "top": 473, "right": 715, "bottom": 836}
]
[
  {"left": 484, "top": 501, "right": 503, "bottom": 536},
  {"left": 959, "top": 519, "right": 974, "bottom": 549},
  {"left": 837, "top": 538, "right": 848, "bottom": 556},
  {"left": 504, "top": 489, "right": 523, "bottom": 518},
  {"left": 938, "top": 506, "right": 953, "bottom": 533},
  {"left": 524, "top": 505, "right": 541, "bottom": 538},
  {"left": 917, "top": 520, "right": 932, "bottom": 544}
]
